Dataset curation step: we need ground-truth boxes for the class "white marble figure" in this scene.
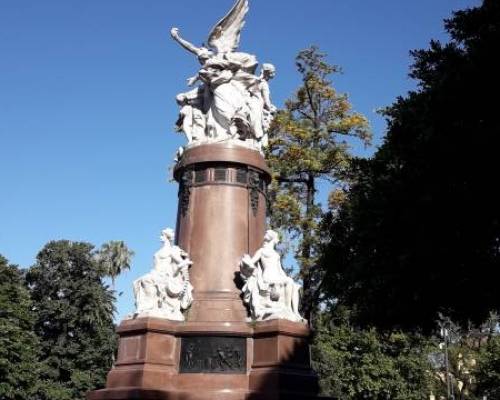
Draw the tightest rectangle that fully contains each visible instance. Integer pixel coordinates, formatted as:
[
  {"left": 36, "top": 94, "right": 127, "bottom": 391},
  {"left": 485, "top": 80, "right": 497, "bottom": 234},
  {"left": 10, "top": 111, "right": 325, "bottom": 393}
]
[
  {"left": 239, "top": 230, "right": 304, "bottom": 323},
  {"left": 246, "top": 63, "right": 277, "bottom": 148},
  {"left": 170, "top": 0, "right": 276, "bottom": 152},
  {"left": 175, "top": 87, "right": 206, "bottom": 144},
  {"left": 132, "top": 228, "right": 193, "bottom": 321}
]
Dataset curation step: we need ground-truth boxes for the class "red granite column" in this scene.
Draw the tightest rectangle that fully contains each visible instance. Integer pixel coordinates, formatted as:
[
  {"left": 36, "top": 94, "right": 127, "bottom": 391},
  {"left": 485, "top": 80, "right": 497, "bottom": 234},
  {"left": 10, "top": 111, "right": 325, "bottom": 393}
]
[{"left": 173, "top": 143, "right": 270, "bottom": 323}]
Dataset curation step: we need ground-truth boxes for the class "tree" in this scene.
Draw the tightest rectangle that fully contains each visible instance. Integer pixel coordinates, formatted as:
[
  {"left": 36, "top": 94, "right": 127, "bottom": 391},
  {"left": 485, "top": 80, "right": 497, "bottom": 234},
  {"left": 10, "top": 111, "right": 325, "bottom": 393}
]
[
  {"left": 430, "top": 324, "right": 480, "bottom": 400},
  {"left": 96, "top": 241, "right": 134, "bottom": 289},
  {"left": 322, "top": 0, "right": 500, "bottom": 331},
  {"left": 26, "top": 241, "right": 118, "bottom": 400},
  {"left": 0, "top": 255, "right": 40, "bottom": 399},
  {"left": 266, "top": 46, "right": 371, "bottom": 322},
  {"left": 312, "top": 311, "right": 433, "bottom": 399},
  {"left": 426, "top": 314, "right": 500, "bottom": 400},
  {"left": 0, "top": 254, "right": 70, "bottom": 400},
  {"left": 476, "top": 336, "right": 500, "bottom": 398}
]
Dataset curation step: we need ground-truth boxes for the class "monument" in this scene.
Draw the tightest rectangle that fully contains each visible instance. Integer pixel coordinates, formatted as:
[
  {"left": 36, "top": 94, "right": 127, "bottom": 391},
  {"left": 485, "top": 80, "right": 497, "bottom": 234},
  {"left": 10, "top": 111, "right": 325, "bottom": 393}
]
[{"left": 88, "top": 1, "right": 328, "bottom": 399}]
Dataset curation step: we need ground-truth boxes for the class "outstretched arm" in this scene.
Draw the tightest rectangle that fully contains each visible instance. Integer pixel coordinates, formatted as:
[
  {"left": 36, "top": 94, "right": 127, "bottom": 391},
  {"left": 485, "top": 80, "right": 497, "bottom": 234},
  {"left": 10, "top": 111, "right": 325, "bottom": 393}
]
[{"left": 170, "top": 27, "right": 203, "bottom": 57}]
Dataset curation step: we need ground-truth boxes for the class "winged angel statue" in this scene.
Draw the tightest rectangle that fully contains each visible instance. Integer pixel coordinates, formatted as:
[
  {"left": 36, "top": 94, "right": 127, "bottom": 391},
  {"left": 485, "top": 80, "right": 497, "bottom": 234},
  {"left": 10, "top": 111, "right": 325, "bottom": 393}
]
[{"left": 171, "top": 0, "right": 276, "bottom": 152}]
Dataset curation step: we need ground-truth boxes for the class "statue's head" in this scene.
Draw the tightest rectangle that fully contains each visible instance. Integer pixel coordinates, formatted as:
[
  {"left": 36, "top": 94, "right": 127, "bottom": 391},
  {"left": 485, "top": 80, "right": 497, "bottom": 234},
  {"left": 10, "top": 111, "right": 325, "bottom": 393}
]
[
  {"left": 197, "top": 47, "right": 213, "bottom": 64},
  {"left": 264, "top": 229, "right": 279, "bottom": 245},
  {"left": 161, "top": 228, "right": 175, "bottom": 243},
  {"left": 262, "top": 63, "right": 276, "bottom": 80}
]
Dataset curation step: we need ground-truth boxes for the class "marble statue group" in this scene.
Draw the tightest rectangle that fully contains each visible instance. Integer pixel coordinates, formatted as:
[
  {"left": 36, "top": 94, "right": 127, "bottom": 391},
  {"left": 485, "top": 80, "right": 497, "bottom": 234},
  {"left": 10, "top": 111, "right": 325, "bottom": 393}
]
[
  {"left": 130, "top": 0, "right": 304, "bottom": 324},
  {"left": 132, "top": 227, "right": 303, "bottom": 323},
  {"left": 171, "top": 0, "right": 277, "bottom": 152}
]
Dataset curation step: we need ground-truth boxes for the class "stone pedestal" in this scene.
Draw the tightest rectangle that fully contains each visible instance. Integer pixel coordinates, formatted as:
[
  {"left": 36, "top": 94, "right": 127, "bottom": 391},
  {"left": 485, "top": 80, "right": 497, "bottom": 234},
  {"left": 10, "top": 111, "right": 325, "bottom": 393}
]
[
  {"left": 88, "top": 144, "right": 331, "bottom": 400},
  {"left": 88, "top": 318, "right": 323, "bottom": 400}
]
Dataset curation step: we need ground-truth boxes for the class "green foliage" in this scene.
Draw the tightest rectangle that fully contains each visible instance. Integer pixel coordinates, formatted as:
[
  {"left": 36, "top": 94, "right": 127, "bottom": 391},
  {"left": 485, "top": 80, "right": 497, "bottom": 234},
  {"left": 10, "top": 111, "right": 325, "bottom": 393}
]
[
  {"left": 425, "top": 315, "right": 500, "bottom": 399},
  {"left": 476, "top": 335, "right": 500, "bottom": 398},
  {"left": 25, "top": 241, "right": 118, "bottom": 400},
  {"left": 266, "top": 46, "right": 371, "bottom": 321},
  {"left": 96, "top": 240, "right": 134, "bottom": 288},
  {"left": 429, "top": 338, "right": 480, "bottom": 398},
  {"left": 312, "top": 313, "right": 433, "bottom": 399},
  {"left": 0, "top": 255, "right": 39, "bottom": 399},
  {"left": 312, "top": 311, "right": 500, "bottom": 400},
  {"left": 0, "top": 254, "right": 69, "bottom": 400},
  {"left": 322, "top": 0, "right": 500, "bottom": 331}
]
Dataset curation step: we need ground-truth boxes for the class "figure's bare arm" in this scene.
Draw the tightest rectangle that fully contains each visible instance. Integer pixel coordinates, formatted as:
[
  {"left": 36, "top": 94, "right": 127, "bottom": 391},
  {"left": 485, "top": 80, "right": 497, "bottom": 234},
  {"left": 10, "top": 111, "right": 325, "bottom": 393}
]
[
  {"left": 187, "top": 75, "right": 200, "bottom": 86},
  {"left": 170, "top": 27, "right": 203, "bottom": 57},
  {"left": 278, "top": 261, "right": 288, "bottom": 279},
  {"left": 153, "top": 253, "right": 161, "bottom": 271},
  {"left": 171, "top": 251, "right": 193, "bottom": 272},
  {"left": 250, "top": 249, "right": 263, "bottom": 266},
  {"left": 261, "top": 82, "right": 276, "bottom": 112}
]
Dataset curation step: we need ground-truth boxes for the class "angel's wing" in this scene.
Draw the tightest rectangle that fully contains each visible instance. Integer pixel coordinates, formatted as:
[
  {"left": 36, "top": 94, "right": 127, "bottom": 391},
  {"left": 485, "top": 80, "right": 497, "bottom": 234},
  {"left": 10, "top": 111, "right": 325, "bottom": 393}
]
[{"left": 207, "top": 0, "right": 249, "bottom": 54}]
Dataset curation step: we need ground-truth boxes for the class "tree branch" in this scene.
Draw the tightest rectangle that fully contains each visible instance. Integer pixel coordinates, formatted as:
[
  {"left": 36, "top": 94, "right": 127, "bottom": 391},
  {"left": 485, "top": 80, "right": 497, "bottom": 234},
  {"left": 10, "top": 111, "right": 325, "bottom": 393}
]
[
  {"left": 304, "top": 80, "right": 318, "bottom": 124},
  {"left": 298, "top": 109, "right": 315, "bottom": 122},
  {"left": 277, "top": 176, "right": 308, "bottom": 184}
]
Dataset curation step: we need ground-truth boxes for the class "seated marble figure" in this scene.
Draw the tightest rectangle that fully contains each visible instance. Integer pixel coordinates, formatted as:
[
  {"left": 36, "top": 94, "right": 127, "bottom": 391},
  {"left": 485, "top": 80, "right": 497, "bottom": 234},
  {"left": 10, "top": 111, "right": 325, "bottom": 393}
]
[
  {"left": 131, "top": 228, "right": 193, "bottom": 321},
  {"left": 240, "top": 230, "right": 304, "bottom": 323}
]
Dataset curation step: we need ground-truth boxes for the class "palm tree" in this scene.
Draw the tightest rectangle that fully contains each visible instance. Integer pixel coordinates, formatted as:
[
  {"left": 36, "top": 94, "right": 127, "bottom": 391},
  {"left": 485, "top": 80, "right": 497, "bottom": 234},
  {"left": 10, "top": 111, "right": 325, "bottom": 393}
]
[{"left": 97, "top": 241, "right": 134, "bottom": 289}]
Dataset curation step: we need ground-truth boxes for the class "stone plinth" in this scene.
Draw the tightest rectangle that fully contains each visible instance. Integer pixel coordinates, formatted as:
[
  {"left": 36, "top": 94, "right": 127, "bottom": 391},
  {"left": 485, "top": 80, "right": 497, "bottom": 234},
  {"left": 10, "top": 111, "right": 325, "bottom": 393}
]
[
  {"left": 250, "top": 320, "right": 320, "bottom": 397},
  {"left": 88, "top": 318, "right": 327, "bottom": 400}
]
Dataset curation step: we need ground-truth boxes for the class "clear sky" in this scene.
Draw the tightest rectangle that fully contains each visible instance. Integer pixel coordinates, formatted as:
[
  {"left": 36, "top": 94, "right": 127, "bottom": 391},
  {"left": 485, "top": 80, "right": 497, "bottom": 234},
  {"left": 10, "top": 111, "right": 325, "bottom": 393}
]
[{"left": 0, "top": 0, "right": 480, "bottom": 320}]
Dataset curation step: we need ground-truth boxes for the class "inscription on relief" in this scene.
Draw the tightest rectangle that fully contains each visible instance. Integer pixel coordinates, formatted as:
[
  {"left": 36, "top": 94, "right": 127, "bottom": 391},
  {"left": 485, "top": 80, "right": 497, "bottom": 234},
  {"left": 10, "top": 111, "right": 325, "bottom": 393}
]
[{"left": 179, "top": 336, "right": 246, "bottom": 374}]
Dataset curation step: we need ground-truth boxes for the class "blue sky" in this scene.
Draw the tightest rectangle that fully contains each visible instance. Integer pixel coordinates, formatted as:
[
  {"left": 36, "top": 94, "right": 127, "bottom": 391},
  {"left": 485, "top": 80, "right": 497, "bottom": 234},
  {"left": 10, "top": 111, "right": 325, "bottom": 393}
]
[{"left": 0, "top": 0, "right": 480, "bottom": 319}]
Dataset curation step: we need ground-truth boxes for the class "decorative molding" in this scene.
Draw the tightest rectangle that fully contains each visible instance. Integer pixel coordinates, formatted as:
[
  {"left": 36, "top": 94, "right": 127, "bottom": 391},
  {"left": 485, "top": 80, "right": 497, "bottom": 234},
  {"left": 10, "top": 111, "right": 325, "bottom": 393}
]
[
  {"left": 194, "top": 168, "right": 207, "bottom": 183},
  {"left": 179, "top": 169, "right": 193, "bottom": 217},
  {"left": 179, "top": 336, "right": 246, "bottom": 374},
  {"left": 177, "top": 165, "right": 268, "bottom": 218},
  {"left": 248, "top": 170, "right": 260, "bottom": 216},
  {"left": 235, "top": 168, "right": 248, "bottom": 184},
  {"left": 214, "top": 167, "right": 227, "bottom": 182}
]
